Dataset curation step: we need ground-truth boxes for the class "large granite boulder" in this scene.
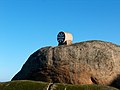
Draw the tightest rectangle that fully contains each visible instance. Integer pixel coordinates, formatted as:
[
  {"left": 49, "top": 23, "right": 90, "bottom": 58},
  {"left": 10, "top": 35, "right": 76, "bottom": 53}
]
[{"left": 12, "top": 40, "right": 120, "bottom": 89}]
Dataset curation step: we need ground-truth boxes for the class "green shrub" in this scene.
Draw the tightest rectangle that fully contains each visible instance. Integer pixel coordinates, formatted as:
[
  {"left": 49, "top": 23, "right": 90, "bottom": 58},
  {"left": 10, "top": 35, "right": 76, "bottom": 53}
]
[
  {"left": 53, "top": 83, "right": 119, "bottom": 90},
  {"left": 0, "top": 80, "right": 119, "bottom": 90},
  {"left": 0, "top": 80, "right": 48, "bottom": 90}
]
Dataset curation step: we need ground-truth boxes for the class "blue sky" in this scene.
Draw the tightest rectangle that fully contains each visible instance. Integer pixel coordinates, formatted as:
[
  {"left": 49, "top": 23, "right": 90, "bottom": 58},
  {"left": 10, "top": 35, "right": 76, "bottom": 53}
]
[{"left": 0, "top": 0, "right": 120, "bottom": 82}]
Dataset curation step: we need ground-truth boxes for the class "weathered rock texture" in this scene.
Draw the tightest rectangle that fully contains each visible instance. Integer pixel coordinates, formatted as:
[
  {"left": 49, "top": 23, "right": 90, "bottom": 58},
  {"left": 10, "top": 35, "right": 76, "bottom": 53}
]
[{"left": 12, "top": 40, "right": 120, "bottom": 89}]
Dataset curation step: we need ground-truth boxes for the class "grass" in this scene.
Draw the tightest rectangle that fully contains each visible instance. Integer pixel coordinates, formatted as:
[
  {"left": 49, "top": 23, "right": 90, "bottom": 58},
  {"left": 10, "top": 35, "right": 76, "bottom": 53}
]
[
  {"left": 0, "top": 80, "right": 119, "bottom": 90},
  {"left": 0, "top": 80, "right": 49, "bottom": 90},
  {"left": 53, "top": 83, "right": 119, "bottom": 90}
]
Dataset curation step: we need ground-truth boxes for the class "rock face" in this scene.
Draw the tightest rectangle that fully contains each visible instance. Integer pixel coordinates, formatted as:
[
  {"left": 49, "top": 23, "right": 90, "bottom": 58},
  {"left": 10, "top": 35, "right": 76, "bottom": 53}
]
[{"left": 12, "top": 40, "right": 120, "bottom": 89}]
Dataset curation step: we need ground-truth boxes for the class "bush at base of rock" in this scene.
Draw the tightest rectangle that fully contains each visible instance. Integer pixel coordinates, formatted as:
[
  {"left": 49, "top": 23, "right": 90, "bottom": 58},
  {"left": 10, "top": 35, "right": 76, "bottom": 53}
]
[{"left": 0, "top": 80, "right": 118, "bottom": 90}]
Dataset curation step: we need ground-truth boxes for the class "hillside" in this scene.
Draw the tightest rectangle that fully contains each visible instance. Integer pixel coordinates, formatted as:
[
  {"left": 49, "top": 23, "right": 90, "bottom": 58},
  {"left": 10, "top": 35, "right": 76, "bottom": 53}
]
[{"left": 0, "top": 80, "right": 119, "bottom": 90}]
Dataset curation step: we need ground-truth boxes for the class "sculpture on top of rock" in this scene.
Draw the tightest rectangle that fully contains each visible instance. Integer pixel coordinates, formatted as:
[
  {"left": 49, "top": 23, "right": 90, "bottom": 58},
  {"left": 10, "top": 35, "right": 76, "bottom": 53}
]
[{"left": 57, "top": 31, "right": 73, "bottom": 46}]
